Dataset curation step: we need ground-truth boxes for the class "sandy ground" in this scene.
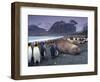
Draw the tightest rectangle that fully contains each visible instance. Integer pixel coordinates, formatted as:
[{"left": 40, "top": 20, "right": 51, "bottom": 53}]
[{"left": 28, "top": 42, "right": 88, "bottom": 67}]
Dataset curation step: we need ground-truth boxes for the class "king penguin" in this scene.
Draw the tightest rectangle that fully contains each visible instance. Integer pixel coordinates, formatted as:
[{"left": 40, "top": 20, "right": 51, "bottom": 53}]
[
  {"left": 28, "top": 43, "right": 33, "bottom": 66},
  {"left": 33, "top": 43, "right": 41, "bottom": 64}
]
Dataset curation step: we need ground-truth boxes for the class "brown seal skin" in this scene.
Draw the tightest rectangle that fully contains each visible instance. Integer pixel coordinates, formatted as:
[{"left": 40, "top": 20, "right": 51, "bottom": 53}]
[{"left": 55, "top": 39, "right": 80, "bottom": 55}]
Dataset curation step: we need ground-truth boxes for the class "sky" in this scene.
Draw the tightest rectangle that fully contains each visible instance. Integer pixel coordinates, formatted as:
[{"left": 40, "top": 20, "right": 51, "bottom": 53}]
[{"left": 28, "top": 15, "right": 88, "bottom": 32}]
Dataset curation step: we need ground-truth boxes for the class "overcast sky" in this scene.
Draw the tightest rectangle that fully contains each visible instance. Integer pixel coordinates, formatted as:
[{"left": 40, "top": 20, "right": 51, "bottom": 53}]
[{"left": 28, "top": 15, "right": 88, "bottom": 32}]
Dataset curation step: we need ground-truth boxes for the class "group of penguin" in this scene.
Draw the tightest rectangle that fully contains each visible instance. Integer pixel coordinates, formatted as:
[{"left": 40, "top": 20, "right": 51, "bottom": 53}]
[{"left": 28, "top": 42, "right": 59, "bottom": 66}]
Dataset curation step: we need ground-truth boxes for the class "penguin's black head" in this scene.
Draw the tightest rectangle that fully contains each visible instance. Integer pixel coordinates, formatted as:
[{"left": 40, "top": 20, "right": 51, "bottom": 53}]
[
  {"left": 28, "top": 43, "right": 31, "bottom": 46},
  {"left": 34, "top": 42, "right": 38, "bottom": 46}
]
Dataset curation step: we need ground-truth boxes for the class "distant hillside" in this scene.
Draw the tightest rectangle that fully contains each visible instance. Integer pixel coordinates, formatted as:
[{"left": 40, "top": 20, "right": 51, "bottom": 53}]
[
  {"left": 28, "top": 25, "right": 47, "bottom": 36},
  {"left": 28, "top": 20, "right": 78, "bottom": 36},
  {"left": 72, "top": 24, "right": 88, "bottom": 38},
  {"left": 48, "top": 21, "right": 76, "bottom": 35},
  {"left": 82, "top": 24, "right": 88, "bottom": 35}
]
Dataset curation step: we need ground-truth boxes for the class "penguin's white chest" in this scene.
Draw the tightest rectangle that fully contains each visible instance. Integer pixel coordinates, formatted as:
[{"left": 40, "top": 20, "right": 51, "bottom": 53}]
[
  {"left": 28, "top": 46, "right": 32, "bottom": 63},
  {"left": 33, "top": 46, "right": 41, "bottom": 63}
]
